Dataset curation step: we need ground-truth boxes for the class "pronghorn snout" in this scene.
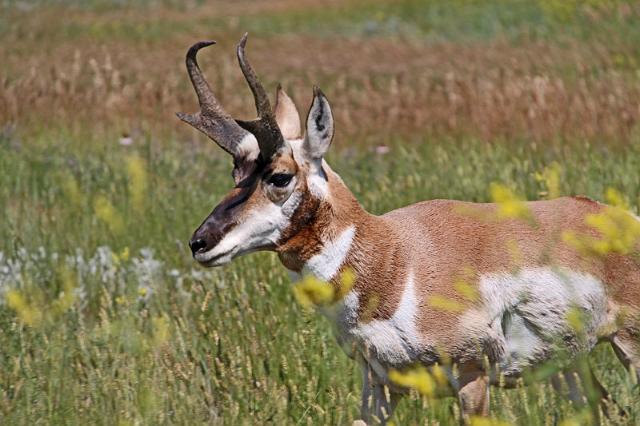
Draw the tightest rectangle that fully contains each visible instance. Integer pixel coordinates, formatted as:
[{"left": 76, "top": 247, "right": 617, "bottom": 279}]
[
  {"left": 188, "top": 229, "right": 219, "bottom": 256},
  {"left": 191, "top": 181, "right": 254, "bottom": 256},
  {"left": 188, "top": 206, "right": 226, "bottom": 252},
  {"left": 188, "top": 218, "right": 230, "bottom": 257},
  {"left": 188, "top": 237, "right": 208, "bottom": 255}
]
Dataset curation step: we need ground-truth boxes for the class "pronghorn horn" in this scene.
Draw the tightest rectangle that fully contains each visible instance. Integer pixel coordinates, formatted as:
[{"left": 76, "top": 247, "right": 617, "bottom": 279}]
[
  {"left": 177, "top": 40, "right": 253, "bottom": 159},
  {"left": 236, "top": 32, "right": 285, "bottom": 161}
]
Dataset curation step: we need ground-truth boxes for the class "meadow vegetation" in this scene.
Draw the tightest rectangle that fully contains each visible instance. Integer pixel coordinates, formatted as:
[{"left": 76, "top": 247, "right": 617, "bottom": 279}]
[{"left": 1, "top": 0, "right": 640, "bottom": 424}]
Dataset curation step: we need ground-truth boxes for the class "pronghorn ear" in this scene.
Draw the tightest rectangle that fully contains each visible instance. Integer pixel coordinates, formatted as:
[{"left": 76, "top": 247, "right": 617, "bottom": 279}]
[
  {"left": 303, "top": 87, "right": 334, "bottom": 161},
  {"left": 274, "top": 85, "right": 301, "bottom": 140}
]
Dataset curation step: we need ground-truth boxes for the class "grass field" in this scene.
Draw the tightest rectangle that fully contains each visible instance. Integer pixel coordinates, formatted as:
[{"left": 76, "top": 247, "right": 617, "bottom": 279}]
[{"left": 2, "top": 0, "right": 640, "bottom": 424}]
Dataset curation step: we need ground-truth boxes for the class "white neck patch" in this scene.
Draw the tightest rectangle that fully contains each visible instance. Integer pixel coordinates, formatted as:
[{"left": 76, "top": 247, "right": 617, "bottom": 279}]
[
  {"left": 303, "top": 225, "right": 356, "bottom": 282},
  {"left": 322, "top": 271, "right": 425, "bottom": 369},
  {"left": 351, "top": 272, "right": 422, "bottom": 365}
]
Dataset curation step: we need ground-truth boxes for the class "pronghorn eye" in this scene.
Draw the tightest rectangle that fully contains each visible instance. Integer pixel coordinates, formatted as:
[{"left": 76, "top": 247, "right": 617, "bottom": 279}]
[{"left": 268, "top": 173, "right": 293, "bottom": 188}]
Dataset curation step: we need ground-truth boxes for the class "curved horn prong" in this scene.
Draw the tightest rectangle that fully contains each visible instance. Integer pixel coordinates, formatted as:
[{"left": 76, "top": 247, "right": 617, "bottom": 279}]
[
  {"left": 236, "top": 33, "right": 284, "bottom": 160},
  {"left": 177, "top": 41, "right": 256, "bottom": 159},
  {"left": 186, "top": 40, "right": 219, "bottom": 113},
  {"left": 237, "top": 33, "right": 272, "bottom": 118}
]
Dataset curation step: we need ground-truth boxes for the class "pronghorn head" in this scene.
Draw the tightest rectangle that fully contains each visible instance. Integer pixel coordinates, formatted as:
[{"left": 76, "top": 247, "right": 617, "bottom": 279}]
[{"left": 179, "top": 34, "right": 335, "bottom": 267}]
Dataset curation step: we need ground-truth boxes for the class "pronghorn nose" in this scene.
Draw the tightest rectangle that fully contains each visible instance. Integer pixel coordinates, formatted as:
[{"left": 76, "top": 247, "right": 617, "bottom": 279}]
[{"left": 189, "top": 238, "right": 208, "bottom": 255}]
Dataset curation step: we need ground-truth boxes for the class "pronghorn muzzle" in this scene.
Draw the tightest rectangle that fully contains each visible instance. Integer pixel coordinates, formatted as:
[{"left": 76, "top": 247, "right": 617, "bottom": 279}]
[{"left": 188, "top": 185, "right": 251, "bottom": 257}]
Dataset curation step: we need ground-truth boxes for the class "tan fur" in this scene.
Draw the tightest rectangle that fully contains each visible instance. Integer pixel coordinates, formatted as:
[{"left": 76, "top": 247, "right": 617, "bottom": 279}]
[
  {"left": 274, "top": 86, "right": 302, "bottom": 140},
  {"left": 458, "top": 374, "right": 490, "bottom": 418}
]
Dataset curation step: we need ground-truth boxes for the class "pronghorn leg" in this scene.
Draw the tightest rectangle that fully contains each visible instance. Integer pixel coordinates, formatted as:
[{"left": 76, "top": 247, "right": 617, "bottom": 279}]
[
  {"left": 588, "top": 368, "right": 628, "bottom": 419},
  {"left": 551, "top": 369, "right": 596, "bottom": 411},
  {"left": 358, "top": 363, "right": 401, "bottom": 425},
  {"left": 611, "top": 332, "right": 640, "bottom": 383},
  {"left": 457, "top": 374, "right": 490, "bottom": 421},
  {"left": 551, "top": 364, "right": 625, "bottom": 420},
  {"left": 550, "top": 368, "right": 590, "bottom": 407},
  {"left": 580, "top": 364, "right": 628, "bottom": 419}
]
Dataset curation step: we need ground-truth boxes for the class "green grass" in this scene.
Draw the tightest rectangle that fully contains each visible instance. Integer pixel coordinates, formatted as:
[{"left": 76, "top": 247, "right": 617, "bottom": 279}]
[{"left": 1, "top": 132, "right": 640, "bottom": 424}]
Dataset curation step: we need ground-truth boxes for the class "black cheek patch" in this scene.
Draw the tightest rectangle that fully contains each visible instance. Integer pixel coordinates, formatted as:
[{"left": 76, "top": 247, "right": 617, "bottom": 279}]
[{"left": 224, "top": 189, "right": 251, "bottom": 211}]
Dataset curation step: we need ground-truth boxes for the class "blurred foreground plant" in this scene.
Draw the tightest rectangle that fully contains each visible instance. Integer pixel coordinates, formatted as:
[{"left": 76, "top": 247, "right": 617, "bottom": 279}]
[
  {"left": 126, "top": 154, "right": 149, "bottom": 215},
  {"left": 490, "top": 183, "right": 534, "bottom": 224},
  {"left": 535, "top": 162, "right": 562, "bottom": 199},
  {"left": 94, "top": 195, "right": 125, "bottom": 235},
  {"left": 6, "top": 266, "right": 77, "bottom": 327},
  {"left": 389, "top": 366, "right": 438, "bottom": 398},
  {"left": 293, "top": 269, "right": 355, "bottom": 309},
  {"left": 563, "top": 188, "right": 640, "bottom": 256}
]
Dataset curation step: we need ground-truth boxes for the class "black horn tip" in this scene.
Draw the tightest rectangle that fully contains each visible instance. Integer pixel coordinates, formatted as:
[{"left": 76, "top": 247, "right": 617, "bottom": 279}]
[{"left": 186, "top": 40, "right": 216, "bottom": 59}]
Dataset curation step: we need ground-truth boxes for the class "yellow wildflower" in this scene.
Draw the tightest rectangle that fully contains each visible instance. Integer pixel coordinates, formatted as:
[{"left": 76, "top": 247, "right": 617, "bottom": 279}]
[
  {"left": 334, "top": 268, "right": 356, "bottom": 301},
  {"left": 6, "top": 290, "right": 42, "bottom": 327},
  {"left": 53, "top": 266, "right": 76, "bottom": 314},
  {"left": 430, "top": 364, "right": 449, "bottom": 387},
  {"left": 469, "top": 416, "right": 512, "bottom": 426},
  {"left": 126, "top": 154, "right": 148, "bottom": 215},
  {"left": 534, "top": 162, "right": 562, "bottom": 199},
  {"left": 490, "top": 183, "right": 533, "bottom": 223},
  {"left": 566, "top": 307, "right": 584, "bottom": 334},
  {"left": 428, "top": 295, "right": 464, "bottom": 313},
  {"left": 119, "top": 247, "right": 130, "bottom": 262},
  {"left": 293, "top": 275, "right": 334, "bottom": 308},
  {"left": 94, "top": 196, "right": 124, "bottom": 235},
  {"left": 388, "top": 366, "right": 436, "bottom": 397},
  {"left": 563, "top": 188, "right": 640, "bottom": 256},
  {"left": 605, "top": 187, "right": 628, "bottom": 209},
  {"left": 559, "top": 409, "right": 593, "bottom": 426},
  {"left": 435, "top": 346, "right": 453, "bottom": 367},
  {"left": 112, "top": 247, "right": 130, "bottom": 265},
  {"left": 152, "top": 315, "right": 171, "bottom": 347},
  {"left": 453, "top": 279, "right": 478, "bottom": 302}
]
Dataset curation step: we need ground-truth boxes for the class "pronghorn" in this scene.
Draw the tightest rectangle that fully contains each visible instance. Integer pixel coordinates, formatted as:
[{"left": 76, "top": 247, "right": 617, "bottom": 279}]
[{"left": 179, "top": 34, "right": 640, "bottom": 424}]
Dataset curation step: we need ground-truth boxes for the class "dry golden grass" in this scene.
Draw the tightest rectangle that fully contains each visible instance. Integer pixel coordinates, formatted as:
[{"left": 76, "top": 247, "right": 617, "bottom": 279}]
[{"left": 2, "top": 1, "right": 640, "bottom": 146}]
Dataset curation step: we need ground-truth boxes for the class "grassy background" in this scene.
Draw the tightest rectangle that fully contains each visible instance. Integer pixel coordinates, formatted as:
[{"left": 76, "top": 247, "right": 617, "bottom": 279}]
[{"left": 1, "top": 0, "right": 640, "bottom": 424}]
